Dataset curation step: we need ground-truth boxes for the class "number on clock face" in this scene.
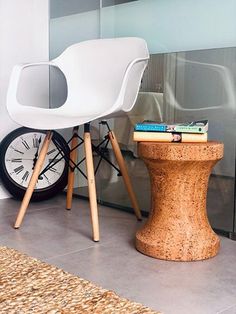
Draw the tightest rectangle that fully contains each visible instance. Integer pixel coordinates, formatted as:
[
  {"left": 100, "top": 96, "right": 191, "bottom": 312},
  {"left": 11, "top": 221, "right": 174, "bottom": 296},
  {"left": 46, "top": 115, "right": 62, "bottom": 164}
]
[{"left": 5, "top": 132, "right": 65, "bottom": 189}]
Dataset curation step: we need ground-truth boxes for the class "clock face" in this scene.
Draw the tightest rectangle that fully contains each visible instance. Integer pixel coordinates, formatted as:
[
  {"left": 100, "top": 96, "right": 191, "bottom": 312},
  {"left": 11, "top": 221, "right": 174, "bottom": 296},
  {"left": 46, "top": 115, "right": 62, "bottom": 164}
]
[{"left": 4, "top": 132, "right": 66, "bottom": 190}]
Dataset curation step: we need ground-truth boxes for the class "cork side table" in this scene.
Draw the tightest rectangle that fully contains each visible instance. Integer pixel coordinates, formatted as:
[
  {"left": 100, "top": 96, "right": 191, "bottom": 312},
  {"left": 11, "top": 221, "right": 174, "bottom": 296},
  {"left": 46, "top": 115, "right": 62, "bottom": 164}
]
[{"left": 136, "top": 141, "right": 224, "bottom": 261}]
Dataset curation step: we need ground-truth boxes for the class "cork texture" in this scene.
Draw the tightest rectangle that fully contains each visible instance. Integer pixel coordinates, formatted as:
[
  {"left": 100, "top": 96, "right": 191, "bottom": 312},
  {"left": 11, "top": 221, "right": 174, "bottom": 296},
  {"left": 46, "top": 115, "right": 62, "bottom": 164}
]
[{"left": 136, "top": 141, "right": 224, "bottom": 261}]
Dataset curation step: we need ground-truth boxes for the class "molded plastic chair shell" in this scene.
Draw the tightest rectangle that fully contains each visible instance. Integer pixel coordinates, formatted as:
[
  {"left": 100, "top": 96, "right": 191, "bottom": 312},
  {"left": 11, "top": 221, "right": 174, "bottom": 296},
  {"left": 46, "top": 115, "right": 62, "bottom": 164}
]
[{"left": 7, "top": 37, "right": 149, "bottom": 130}]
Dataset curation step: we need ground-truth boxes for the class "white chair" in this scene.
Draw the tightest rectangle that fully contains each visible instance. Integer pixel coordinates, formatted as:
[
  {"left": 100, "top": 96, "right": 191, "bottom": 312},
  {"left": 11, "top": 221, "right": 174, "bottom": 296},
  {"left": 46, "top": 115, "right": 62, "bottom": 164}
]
[{"left": 7, "top": 37, "right": 149, "bottom": 241}]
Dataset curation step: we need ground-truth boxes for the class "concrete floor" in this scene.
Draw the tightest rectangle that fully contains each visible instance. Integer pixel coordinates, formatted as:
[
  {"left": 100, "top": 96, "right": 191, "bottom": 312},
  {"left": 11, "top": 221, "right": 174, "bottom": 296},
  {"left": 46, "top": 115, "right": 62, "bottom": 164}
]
[{"left": 0, "top": 194, "right": 236, "bottom": 314}]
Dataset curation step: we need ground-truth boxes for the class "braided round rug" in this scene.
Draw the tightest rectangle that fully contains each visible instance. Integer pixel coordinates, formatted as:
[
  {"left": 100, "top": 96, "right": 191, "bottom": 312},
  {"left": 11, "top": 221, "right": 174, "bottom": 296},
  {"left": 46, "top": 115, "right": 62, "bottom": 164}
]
[{"left": 0, "top": 246, "right": 160, "bottom": 313}]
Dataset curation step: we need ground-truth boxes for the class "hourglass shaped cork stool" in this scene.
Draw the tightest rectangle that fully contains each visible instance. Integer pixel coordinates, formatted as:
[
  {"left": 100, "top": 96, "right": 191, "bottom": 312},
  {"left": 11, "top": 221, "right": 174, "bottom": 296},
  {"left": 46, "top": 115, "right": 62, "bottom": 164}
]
[{"left": 136, "top": 141, "right": 224, "bottom": 261}]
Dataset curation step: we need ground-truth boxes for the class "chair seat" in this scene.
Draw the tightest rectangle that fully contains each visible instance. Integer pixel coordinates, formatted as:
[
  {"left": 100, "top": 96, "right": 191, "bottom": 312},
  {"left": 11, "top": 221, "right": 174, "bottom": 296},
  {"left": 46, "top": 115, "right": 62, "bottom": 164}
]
[
  {"left": 10, "top": 103, "right": 132, "bottom": 130},
  {"left": 9, "top": 105, "right": 97, "bottom": 130}
]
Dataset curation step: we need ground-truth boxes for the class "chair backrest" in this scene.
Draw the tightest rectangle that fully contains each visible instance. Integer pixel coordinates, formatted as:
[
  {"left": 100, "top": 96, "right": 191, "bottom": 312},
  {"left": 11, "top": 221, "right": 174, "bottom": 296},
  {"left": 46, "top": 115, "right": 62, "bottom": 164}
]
[{"left": 53, "top": 37, "right": 149, "bottom": 118}]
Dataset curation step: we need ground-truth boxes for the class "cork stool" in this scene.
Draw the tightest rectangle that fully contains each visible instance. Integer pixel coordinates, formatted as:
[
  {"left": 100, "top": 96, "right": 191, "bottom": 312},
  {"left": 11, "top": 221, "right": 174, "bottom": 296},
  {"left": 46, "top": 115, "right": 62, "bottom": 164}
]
[{"left": 136, "top": 141, "right": 224, "bottom": 261}]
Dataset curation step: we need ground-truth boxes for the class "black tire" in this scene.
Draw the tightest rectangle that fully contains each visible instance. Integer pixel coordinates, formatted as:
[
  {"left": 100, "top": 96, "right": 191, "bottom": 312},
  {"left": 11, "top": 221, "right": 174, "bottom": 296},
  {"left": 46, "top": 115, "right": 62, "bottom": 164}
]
[{"left": 0, "top": 127, "right": 69, "bottom": 201}]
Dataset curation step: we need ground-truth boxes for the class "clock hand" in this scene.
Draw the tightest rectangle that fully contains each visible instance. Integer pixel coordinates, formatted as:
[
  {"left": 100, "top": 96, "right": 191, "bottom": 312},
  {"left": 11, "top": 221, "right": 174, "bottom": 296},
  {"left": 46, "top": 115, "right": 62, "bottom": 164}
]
[
  {"left": 7, "top": 158, "right": 36, "bottom": 161},
  {"left": 32, "top": 136, "right": 42, "bottom": 169},
  {"left": 34, "top": 136, "right": 42, "bottom": 158}
]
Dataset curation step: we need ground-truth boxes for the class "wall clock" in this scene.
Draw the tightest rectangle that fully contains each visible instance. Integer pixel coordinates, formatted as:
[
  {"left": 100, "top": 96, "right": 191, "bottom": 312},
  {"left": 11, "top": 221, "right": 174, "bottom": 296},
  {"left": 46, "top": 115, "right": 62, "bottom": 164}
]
[{"left": 0, "top": 127, "right": 69, "bottom": 201}]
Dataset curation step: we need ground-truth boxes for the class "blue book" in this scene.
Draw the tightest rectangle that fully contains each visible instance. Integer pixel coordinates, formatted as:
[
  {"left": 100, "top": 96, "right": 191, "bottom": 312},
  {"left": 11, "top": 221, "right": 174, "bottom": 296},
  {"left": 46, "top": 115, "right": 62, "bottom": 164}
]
[{"left": 135, "top": 123, "right": 167, "bottom": 132}]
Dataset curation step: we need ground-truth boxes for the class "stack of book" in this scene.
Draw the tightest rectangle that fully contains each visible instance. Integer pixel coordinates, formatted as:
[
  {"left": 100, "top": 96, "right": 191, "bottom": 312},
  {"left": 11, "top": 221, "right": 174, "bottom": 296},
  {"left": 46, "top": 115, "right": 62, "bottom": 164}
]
[{"left": 133, "top": 120, "right": 208, "bottom": 143}]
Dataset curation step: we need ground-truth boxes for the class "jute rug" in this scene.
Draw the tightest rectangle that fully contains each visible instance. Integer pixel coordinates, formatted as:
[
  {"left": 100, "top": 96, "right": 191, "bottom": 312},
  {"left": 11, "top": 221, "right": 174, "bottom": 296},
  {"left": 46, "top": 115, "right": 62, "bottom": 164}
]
[{"left": 0, "top": 247, "right": 160, "bottom": 313}]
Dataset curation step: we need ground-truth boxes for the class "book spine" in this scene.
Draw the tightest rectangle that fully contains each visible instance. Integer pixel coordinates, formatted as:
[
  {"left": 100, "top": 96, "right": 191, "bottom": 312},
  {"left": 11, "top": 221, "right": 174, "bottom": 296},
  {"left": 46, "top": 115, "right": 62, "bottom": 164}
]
[
  {"left": 133, "top": 132, "right": 173, "bottom": 142},
  {"left": 134, "top": 124, "right": 167, "bottom": 132},
  {"left": 181, "top": 133, "right": 207, "bottom": 142},
  {"left": 133, "top": 132, "right": 207, "bottom": 142},
  {"left": 171, "top": 126, "right": 207, "bottom": 133}
]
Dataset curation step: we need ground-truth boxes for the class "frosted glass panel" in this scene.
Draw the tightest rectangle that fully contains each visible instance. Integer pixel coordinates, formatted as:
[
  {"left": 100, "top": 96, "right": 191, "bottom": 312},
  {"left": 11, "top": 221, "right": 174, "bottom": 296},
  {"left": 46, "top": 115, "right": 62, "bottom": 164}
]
[
  {"left": 50, "top": 0, "right": 100, "bottom": 18},
  {"left": 50, "top": 10, "right": 99, "bottom": 58},
  {"left": 101, "top": 0, "right": 236, "bottom": 54},
  {"left": 102, "top": 0, "right": 137, "bottom": 7}
]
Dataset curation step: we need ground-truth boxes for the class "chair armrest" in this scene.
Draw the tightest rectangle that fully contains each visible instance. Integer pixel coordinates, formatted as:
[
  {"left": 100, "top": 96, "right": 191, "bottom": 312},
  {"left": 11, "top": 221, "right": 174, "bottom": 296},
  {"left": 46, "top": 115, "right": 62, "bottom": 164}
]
[
  {"left": 117, "top": 57, "right": 149, "bottom": 111},
  {"left": 7, "top": 62, "right": 55, "bottom": 111},
  {"left": 123, "top": 57, "right": 149, "bottom": 84}
]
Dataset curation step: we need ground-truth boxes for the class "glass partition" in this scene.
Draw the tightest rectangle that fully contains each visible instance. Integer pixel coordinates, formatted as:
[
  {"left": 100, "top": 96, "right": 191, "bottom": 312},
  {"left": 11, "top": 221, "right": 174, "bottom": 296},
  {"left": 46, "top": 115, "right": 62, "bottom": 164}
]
[
  {"left": 49, "top": 0, "right": 236, "bottom": 238},
  {"left": 166, "top": 48, "right": 236, "bottom": 236},
  {"left": 94, "top": 48, "right": 236, "bottom": 238},
  {"left": 100, "top": 0, "right": 236, "bottom": 53}
]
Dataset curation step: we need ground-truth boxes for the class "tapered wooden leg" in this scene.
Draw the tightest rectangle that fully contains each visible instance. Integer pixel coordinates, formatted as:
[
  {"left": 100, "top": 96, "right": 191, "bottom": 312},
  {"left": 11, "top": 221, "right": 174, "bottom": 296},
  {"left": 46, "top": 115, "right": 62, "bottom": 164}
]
[
  {"left": 84, "top": 129, "right": 99, "bottom": 242},
  {"left": 108, "top": 131, "right": 142, "bottom": 220},
  {"left": 14, "top": 131, "right": 52, "bottom": 229},
  {"left": 66, "top": 127, "right": 78, "bottom": 210}
]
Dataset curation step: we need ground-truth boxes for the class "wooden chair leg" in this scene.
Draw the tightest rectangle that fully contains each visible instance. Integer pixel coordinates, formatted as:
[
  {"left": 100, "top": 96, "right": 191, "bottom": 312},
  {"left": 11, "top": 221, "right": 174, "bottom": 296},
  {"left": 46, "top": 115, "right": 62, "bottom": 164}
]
[
  {"left": 66, "top": 127, "right": 78, "bottom": 210},
  {"left": 84, "top": 130, "right": 99, "bottom": 242},
  {"left": 14, "top": 131, "right": 52, "bottom": 229},
  {"left": 108, "top": 130, "right": 142, "bottom": 220}
]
